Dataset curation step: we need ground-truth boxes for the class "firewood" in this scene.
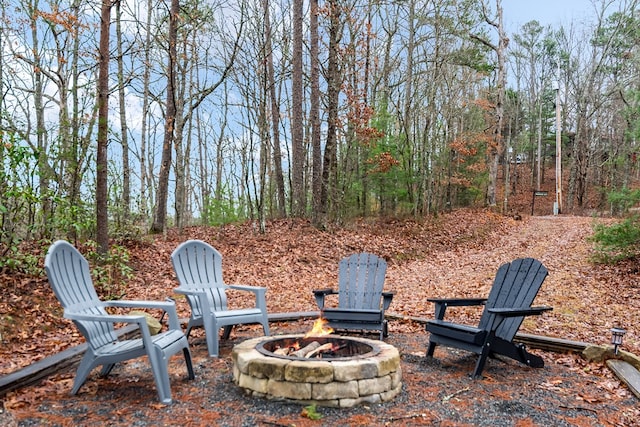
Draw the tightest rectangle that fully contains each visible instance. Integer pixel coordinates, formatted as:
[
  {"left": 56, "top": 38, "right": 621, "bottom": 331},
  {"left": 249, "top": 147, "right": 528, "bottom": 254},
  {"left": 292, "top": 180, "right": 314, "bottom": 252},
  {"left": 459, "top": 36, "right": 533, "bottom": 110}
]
[
  {"left": 305, "top": 343, "right": 334, "bottom": 358},
  {"left": 273, "top": 347, "right": 291, "bottom": 356},
  {"left": 290, "top": 341, "right": 320, "bottom": 358}
]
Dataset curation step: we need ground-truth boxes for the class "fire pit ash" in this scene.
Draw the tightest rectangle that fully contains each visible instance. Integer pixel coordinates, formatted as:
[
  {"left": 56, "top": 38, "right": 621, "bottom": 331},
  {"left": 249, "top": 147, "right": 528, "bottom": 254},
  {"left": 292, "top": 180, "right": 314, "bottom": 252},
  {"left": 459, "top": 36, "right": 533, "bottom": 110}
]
[{"left": 232, "top": 333, "right": 402, "bottom": 408}]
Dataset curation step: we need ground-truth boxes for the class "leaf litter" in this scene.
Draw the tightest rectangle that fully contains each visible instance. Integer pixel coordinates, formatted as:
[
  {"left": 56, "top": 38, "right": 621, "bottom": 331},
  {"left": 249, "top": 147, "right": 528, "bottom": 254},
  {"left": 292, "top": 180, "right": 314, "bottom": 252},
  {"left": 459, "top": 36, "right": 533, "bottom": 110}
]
[{"left": 1, "top": 209, "right": 639, "bottom": 426}]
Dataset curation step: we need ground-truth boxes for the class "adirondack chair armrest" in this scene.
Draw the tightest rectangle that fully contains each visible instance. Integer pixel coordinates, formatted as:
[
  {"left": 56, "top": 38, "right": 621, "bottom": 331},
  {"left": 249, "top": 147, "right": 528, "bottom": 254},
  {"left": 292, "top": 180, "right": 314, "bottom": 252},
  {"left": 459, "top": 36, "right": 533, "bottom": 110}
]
[
  {"left": 105, "top": 299, "right": 182, "bottom": 330},
  {"left": 174, "top": 286, "right": 208, "bottom": 296},
  {"left": 485, "top": 306, "right": 553, "bottom": 333},
  {"left": 427, "top": 297, "right": 487, "bottom": 320},
  {"left": 64, "top": 311, "right": 156, "bottom": 340},
  {"left": 312, "top": 288, "right": 338, "bottom": 309},
  {"left": 488, "top": 306, "right": 553, "bottom": 318},
  {"left": 228, "top": 284, "right": 268, "bottom": 309},
  {"left": 227, "top": 284, "right": 267, "bottom": 296},
  {"left": 427, "top": 297, "right": 487, "bottom": 306},
  {"left": 382, "top": 292, "right": 394, "bottom": 311},
  {"left": 174, "top": 286, "right": 212, "bottom": 315}
]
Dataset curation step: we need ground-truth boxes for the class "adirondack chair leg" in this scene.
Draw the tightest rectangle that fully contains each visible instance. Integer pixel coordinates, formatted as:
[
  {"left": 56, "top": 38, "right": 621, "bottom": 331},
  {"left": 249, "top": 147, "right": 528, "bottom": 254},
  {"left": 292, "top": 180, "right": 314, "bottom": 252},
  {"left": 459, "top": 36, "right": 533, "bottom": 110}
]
[
  {"left": 71, "top": 354, "right": 98, "bottom": 395},
  {"left": 148, "top": 334, "right": 195, "bottom": 404},
  {"left": 472, "top": 344, "right": 492, "bottom": 379},
  {"left": 183, "top": 348, "right": 195, "bottom": 380},
  {"left": 518, "top": 344, "right": 545, "bottom": 368},
  {"left": 148, "top": 347, "right": 173, "bottom": 404},
  {"left": 205, "top": 333, "right": 219, "bottom": 357},
  {"left": 426, "top": 341, "right": 437, "bottom": 357},
  {"left": 222, "top": 325, "right": 233, "bottom": 340},
  {"left": 261, "top": 314, "right": 270, "bottom": 336},
  {"left": 201, "top": 315, "right": 220, "bottom": 357},
  {"left": 489, "top": 337, "right": 546, "bottom": 368},
  {"left": 100, "top": 363, "right": 116, "bottom": 377}
]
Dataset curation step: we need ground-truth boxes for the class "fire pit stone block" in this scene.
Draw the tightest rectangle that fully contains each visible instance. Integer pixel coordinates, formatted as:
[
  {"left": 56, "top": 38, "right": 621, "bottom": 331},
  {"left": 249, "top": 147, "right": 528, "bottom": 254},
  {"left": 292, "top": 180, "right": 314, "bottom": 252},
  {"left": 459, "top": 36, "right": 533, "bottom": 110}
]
[
  {"left": 267, "top": 379, "right": 312, "bottom": 400},
  {"left": 285, "top": 360, "right": 334, "bottom": 383},
  {"left": 248, "top": 356, "right": 288, "bottom": 380},
  {"left": 332, "top": 360, "right": 378, "bottom": 381},
  {"left": 339, "top": 393, "right": 381, "bottom": 408},
  {"left": 312, "top": 380, "right": 359, "bottom": 399},
  {"left": 359, "top": 375, "right": 391, "bottom": 395},
  {"left": 372, "top": 347, "right": 401, "bottom": 376},
  {"left": 381, "top": 383, "right": 402, "bottom": 402},
  {"left": 238, "top": 374, "right": 268, "bottom": 394}
]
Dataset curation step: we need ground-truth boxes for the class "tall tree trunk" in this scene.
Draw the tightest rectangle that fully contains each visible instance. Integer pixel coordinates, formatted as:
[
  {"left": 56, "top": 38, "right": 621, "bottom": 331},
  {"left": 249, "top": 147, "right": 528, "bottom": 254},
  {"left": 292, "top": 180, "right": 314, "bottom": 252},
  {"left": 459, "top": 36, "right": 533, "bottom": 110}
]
[
  {"left": 291, "top": 0, "right": 305, "bottom": 217},
  {"left": 139, "top": 0, "right": 153, "bottom": 225},
  {"left": 310, "top": 0, "right": 322, "bottom": 226},
  {"left": 402, "top": 0, "right": 415, "bottom": 210},
  {"left": 320, "top": 1, "right": 342, "bottom": 223},
  {"left": 115, "top": 0, "right": 130, "bottom": 218},
  {"left": 263, "top": 0, "right": 286, "bottom": 218},
  {"left": 28, "top": 0, "right": 52, "bottom": 238},
  {"left": 96, "top": 0, "right": 111, "bottom": 255},
  {"left": 474, "top": 0, "right": 507, "bottom": 208},
  {"left": 151, "top": 0, "right": 179, "bottom": 233},
  {"left": 173, "top": 34, "right": 189, "bottom": 230}
]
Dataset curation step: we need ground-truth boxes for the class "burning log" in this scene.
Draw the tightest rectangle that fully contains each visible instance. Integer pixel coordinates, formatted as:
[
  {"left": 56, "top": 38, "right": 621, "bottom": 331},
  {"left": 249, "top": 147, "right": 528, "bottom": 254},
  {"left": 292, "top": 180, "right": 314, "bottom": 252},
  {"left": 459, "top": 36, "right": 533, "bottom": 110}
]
[
  {"left": 273, "top": 347, "right": 294, "bottom": 356},
  {"left": 290, "top": 341, "right": 321, "bottom": 358},
  {"left": 305, "top": 343, "right": 334, "bottom": 358}
]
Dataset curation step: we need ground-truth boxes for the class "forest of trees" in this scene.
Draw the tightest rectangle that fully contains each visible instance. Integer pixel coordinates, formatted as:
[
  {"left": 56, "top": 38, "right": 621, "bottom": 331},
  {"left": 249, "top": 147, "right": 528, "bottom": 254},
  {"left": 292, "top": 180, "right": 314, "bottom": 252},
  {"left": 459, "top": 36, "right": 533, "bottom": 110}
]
[{"left": 1, "top": 0, "right": 639, "bottom": 257}]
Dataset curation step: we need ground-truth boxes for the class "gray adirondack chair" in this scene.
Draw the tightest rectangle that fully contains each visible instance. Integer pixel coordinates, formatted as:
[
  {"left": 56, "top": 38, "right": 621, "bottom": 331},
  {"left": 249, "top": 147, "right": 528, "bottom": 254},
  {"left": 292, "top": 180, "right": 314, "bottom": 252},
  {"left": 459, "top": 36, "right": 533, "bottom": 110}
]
[
  {"left": 313, "top": 253, "right": 394, "bottom": 340},
  {"left": 171, "top": 240, "right": 270, "bottom": 357},
  {"left": 426, "top": 257, "right": 552, "bottom": 378},
  {"left": 44, "top": 240, "right": 194, "bottom": 404}
]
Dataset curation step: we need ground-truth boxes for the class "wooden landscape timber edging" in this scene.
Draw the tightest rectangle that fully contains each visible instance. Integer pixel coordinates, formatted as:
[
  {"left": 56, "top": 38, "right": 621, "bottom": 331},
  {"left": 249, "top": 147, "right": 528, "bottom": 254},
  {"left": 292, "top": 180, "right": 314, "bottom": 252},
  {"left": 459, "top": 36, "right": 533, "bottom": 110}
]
[
  {"left": 0, "top": 311, "right": 632, "bottom": 399},
  {"left": 606, "top": 359, "right": 640, "bottom": 399}
]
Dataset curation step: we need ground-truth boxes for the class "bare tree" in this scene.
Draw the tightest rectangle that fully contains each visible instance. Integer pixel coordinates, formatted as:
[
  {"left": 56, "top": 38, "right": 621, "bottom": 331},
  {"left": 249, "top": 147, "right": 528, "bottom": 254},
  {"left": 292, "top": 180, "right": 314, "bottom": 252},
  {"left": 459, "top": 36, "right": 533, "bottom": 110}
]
[
  {"left": 96, "top": 0, "right": 112, "bottom": 254},
  {"left": 291, "top": 0, "right": 305, "bottom": 217},
  {"left": 471, "top": 0, "right": 508, "bottom": 208},
  {"left": 263, "top": 0, "right": 286, "bottom": 218},
  {"left": 151, "top": 0, "right": 179, "bottom": 234},
  {"left": 115, "top": 0, "right": 130, "bottom": 219},
  {"left": 310, "top": 0, "right": 322, "bottom": 226},
  {"left": 320, "top": 0, "right": 343, "bottom": 223}
]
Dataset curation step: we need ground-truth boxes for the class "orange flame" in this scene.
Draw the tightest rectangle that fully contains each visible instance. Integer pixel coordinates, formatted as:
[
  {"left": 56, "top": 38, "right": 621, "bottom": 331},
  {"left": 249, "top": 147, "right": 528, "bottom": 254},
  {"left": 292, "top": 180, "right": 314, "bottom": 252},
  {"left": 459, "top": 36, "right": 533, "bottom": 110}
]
[{"left": 304, "top": 317, "right": 334, "bottom": 338}]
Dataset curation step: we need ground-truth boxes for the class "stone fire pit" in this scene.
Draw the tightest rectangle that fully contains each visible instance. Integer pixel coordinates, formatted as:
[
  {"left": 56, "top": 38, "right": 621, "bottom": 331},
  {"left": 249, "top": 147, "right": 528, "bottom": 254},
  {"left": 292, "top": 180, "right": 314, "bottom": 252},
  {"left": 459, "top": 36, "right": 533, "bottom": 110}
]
[{"left": 231, "top": 334, "right": 402, "bottom": 408}]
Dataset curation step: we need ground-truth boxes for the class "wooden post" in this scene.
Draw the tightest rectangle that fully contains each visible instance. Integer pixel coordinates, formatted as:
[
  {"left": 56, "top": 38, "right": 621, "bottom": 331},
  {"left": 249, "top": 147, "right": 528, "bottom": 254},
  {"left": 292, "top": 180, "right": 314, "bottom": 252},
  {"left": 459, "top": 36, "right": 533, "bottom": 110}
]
[
  {"left": 531, "top": 190, "right": 548, "bottom": 216},
  {"left": 554, "top": 78, "right": 563, "bottom": 214}
]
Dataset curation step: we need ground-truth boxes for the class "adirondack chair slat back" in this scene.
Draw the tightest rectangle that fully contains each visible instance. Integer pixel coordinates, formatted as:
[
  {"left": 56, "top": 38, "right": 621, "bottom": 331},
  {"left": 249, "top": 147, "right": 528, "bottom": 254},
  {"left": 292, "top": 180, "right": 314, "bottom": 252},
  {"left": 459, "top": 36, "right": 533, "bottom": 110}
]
[
  {"left": 44, "top": 240, "right": 119, "bottom": 350},
  {"left": 171, "top": 240, "right": 228, "bottom": 314},
  {"left": 478, "top": 257, "right": 548, "bottom": 341},
  {"left": 337, "top": 253, "right": 387, "bottom": 310}
]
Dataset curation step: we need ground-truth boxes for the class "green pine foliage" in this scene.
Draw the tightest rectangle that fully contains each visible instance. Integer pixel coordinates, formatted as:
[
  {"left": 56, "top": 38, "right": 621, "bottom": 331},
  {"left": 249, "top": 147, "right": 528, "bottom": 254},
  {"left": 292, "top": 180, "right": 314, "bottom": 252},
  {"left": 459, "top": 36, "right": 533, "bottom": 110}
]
[{"left": 590, "top": 188, "right": 640, "bottom": 263}]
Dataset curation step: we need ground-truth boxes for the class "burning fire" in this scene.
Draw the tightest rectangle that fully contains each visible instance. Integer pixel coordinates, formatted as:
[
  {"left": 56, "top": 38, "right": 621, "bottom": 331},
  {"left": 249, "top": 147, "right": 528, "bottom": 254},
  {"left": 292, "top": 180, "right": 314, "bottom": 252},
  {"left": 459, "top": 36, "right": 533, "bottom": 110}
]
[
  {"left": 304, "top": 317, "right": 334, "bottom": 338},
  {"left": 271, "top": 318, "right": 337, "bottom": 358}
]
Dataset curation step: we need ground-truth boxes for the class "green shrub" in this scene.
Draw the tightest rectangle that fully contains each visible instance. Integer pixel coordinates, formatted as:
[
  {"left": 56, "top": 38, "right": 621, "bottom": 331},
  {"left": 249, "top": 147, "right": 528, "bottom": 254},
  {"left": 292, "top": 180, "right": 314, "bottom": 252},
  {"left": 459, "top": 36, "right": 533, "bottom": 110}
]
[
  {"left": 590, "top": 187, "right": 640, "bottom": 263},
  {"left": 591, "top": 215, "right": 640, "bottom": 263},
  {"left": 607, "top": 188, "right": 640, "bottom": 215},
  {"left": 0, "top": 243, "right": 41, "bottom": 275},
  {"left": 84, "top": 241, "right": 133, "bottom": 299}
]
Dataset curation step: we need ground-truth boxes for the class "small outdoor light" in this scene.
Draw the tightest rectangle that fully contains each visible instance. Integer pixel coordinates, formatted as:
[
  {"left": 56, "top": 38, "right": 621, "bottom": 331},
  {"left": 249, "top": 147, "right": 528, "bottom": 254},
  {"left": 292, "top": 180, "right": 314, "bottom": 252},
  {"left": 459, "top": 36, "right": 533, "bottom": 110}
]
[{"left": 611, "top": 327, "right": 626, "bottom": 355}]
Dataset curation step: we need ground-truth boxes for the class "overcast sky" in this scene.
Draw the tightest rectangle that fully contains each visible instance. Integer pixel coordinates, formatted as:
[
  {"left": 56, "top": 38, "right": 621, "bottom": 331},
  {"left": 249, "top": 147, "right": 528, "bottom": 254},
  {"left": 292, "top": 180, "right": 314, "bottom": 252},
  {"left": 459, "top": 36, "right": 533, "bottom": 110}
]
[{"left": 501, "top": 0, "right": 596, "bottom": 30}]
